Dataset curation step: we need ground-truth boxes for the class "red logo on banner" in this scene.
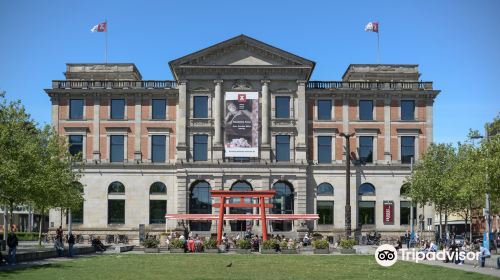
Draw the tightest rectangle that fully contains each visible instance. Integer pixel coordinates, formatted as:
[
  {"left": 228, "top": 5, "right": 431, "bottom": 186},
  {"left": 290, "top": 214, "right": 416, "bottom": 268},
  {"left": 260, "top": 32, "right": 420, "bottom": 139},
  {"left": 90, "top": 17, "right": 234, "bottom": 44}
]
[{"left": 237, "top": 94, "right": 246, "bottom": 103}]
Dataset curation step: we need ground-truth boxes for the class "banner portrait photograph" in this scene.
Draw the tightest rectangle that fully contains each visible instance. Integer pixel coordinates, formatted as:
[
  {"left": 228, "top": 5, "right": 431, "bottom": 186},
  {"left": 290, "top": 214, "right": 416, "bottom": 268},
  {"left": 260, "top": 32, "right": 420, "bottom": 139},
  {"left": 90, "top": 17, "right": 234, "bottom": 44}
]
[{"left": 224, "top": 92, "right": 259, "bottom": 157}]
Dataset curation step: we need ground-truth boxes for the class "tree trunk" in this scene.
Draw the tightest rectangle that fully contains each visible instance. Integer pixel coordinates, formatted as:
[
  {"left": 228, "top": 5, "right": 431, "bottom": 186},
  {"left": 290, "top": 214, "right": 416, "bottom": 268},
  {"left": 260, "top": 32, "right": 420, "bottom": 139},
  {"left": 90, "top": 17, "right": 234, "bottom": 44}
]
[
  {"left": 469, "top": 203, "right": 473, "bottom": 243},
  {"left": 439, "top": 209, "right": 443, "bottom": 242},
  {"left": 9, "top": 201, "right": 14, "bottom": 229},
  {"left": 38, "top": 208, "right": 44, "bottom": 247},
  {"left": 60, "top": 208, "right": 63, "bottom": 227},
  {"left": 444, "top": 209, "right": 449, "bottom": 242}
]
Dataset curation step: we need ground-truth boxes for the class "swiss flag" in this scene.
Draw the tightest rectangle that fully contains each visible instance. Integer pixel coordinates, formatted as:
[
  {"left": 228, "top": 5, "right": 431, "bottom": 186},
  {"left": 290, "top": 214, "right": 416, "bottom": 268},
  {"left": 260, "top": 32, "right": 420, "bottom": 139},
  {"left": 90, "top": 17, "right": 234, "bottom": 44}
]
[
  {"left": 237, "top": 94, "right": 246, "bottom": 103},
  {"left": 91, "top": 22, "right": 107, "bottom": 32}
]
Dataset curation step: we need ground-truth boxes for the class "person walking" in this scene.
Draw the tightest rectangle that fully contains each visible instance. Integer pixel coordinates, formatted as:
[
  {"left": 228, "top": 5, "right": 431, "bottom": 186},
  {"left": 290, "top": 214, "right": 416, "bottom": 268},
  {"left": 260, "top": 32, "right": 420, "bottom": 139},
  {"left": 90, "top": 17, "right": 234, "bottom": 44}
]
[
  {"left": 67, "top": 232, "right": 75, "bottom": 257},
  {"left": 7, "top": 226, "right": 18, "bottom": 265},
  {"left": 404, "top": 230, "right": 410, "bottom": 249}
]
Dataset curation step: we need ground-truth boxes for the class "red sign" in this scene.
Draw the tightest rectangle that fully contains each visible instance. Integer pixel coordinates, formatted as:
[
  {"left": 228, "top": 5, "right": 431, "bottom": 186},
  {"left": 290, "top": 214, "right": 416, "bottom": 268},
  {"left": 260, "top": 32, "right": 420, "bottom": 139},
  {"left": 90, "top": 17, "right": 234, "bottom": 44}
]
[
  {"left": 383, "top": 201, "right": 394, "bottom": 225},
  {"left": 237, "top": 94, "right": 246, "bottom": 103}
]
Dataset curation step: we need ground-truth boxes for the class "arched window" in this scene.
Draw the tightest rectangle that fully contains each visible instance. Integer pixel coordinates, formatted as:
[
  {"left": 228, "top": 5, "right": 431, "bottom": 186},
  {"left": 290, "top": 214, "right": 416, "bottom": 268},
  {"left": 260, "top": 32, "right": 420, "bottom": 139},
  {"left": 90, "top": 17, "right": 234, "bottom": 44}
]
[
  {"left": 108, "top": 181, "right": 125, "bottom": 194},
  {"left": 271, "top": 181, "right": 294, "bottom": 231},
  {"left": 400, "top": 183, "right": 410, "bottom": 197},
  {"left": 358, "top": 183, "right": 375, "bottom": 196},
  {"left": 108, "top": 181, "right": 125, "bottom": 224},
  {"left": 150, "top": 182, "right": 167, "bottom": 194},
  {"left": 317, "top": 183, "right": 334, "bottom": 196},
  {"left": 149, "top": 182, "right": 167, "bottom": 224},
  {"left": 230, "top": 180, "right": 253, "bottom": 232},
  {"left": 189, "top": 181, "right": 212, "bottom": 231}
]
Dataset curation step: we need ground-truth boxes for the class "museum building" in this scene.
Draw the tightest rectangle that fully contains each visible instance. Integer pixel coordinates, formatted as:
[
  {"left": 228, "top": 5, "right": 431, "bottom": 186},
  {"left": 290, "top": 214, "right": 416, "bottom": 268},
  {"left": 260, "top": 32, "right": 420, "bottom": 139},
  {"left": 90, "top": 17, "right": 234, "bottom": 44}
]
[{"left": 46, "top": 35, "right": 440, "bottom": 241}]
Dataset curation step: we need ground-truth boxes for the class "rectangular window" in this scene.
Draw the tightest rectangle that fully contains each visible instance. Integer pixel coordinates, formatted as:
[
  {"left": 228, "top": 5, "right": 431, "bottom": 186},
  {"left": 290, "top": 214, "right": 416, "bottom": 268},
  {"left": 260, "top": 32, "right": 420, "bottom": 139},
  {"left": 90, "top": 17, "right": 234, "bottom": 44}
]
[
  {"left": 108, "top": 200, "right": 125, "bottom": 224},
  {"left": 401, "top": 100, "right": 415, "bottom": 121},
  {"left": 151, "top": 135, "right": 166, "bottom": 163},
  {"left": 149, "top": 200, "right": 167, "bottom": 224},
  {"left": 317, "top": 136, "right": 332, "bottom": 163},
  {"left": 275, "top": 96, "right": 290, "bottom": 118},
  {"left": 275, "top": 135, "right": 290, "bottom": 162},
  {"left": 359, "top": 100, "right": 373, "bottom": 120},
  {"left": 110, "top": 135, "right": 124, "bottom": 163},
  {"left": 71, "top": 201, "right": 84, "bottom": 224},
  {"left": 400, "top": 201, "right": 411, "bottom": 225},
  {"left": 401, "top": 136, "right": 415, "bottom": 164},
  {"left": 111, "top": 99, "right": 125, "bottom": 119},
  {"left": 152, "top": 99, "right": 167, "bottom": 120},
  {"left": 317, "top": 99, "right": 332, "bottom": 120},
  {"left": 193, "top": 134, "right": 208, "bottom": 161},
  {"left": 317, "top": 201, "right": 334, "bottom": 225},
  {"left": 193, "top": 96, "right": 208, "bottom": 118},
  {"left": 359, "top": 136, "right": 373, "bottom": 163},
  {"left": 69, "top": 99, "right": 84, "bottom": 120},
  {"left": 358, "top": 201, "right": 375, "bottom": 225},
  {"left": 68, "top": 135, "right": 83, "bottom": 157}
]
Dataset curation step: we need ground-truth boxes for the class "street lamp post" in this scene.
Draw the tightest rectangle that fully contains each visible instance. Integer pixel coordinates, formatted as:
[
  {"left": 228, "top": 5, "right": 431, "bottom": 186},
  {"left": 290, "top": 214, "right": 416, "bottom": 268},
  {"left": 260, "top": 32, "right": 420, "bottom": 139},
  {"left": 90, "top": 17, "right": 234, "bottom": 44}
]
[{"left": 340, "top": 132, "right": 355, "bottom": 238}]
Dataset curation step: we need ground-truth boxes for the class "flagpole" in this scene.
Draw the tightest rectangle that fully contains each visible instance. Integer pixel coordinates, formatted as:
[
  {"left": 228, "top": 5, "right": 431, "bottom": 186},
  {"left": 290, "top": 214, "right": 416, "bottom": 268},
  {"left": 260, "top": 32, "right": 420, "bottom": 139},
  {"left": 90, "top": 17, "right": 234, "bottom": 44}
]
[
  {"left": 105, "top": 20, "right": 108, "bottom": 64},
  {"left": 377, "top": 24, "right": 380, "bottom": 64}
]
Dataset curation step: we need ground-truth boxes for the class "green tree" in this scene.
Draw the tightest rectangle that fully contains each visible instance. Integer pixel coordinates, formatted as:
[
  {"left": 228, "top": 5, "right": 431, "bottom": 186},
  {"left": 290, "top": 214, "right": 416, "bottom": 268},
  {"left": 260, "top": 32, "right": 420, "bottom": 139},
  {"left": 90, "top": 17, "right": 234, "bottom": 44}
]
[{"left": 407, "top": 143, "right": 457, "bottom": 240}]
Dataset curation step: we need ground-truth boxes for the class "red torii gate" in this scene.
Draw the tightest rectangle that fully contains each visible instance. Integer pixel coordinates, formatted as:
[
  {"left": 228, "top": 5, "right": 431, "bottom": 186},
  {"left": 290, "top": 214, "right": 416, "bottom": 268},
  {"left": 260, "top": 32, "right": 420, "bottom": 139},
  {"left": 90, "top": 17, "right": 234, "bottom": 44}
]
[
  {"left": 165, "top": 189, "right": 319, "bottom": 244},
  {"left": 211, "top": 190, "right": 275, "bottom": 243}
]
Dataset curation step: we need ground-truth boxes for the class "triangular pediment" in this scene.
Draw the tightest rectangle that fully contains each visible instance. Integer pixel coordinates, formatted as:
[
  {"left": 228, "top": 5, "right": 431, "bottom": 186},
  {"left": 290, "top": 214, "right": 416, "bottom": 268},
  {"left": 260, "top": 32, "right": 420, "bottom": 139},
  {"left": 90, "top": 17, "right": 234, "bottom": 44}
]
[{"left": 169, "top": 34, "right": 315, "bottom": 68}]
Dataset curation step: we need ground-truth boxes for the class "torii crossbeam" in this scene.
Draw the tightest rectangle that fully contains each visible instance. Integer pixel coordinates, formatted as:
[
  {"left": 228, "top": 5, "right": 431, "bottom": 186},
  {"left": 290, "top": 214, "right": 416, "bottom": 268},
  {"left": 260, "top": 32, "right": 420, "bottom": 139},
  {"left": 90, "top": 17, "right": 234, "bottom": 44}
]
[{"left": 165, "top": 190, "right": 319, "bottom": 244}]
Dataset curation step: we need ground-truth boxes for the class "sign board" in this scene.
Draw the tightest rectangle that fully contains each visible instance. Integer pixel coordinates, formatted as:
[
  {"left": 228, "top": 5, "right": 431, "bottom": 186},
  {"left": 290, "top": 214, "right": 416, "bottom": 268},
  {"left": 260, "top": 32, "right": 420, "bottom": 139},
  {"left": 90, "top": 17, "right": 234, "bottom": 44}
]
[
  {"left": 383, "top": 201, "right": 394, "bottom": 225},
  {"left": 224, "top": 92, "right": 259, "bottom": 157}
]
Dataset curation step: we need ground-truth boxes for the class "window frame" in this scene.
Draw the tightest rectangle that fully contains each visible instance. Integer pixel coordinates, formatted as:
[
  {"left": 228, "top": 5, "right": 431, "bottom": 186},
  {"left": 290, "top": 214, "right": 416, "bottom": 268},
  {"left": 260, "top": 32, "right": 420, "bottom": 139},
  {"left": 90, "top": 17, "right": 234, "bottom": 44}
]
[
  {"left": 275, "top": 96, "right": 291, "bottom": 119},
  {"left": 151, "top": 135, "right": 167, "bottom": 163},
  {"left": 317, "top": 201, "right": 334, "bottom": 225},
  {"left": 275, "top": 135, "right": 290, "bottom": 162},
  {"left": 69, "top": 99, "right": 84, "bottom": 120},
  {"left": 193, "top": 96, "right": 209, "bottom": 118},
  {"left": 151, "top": 99, "right": 167, "bottom": 120},
  {"left": 110, "top": 135, "right": 125, "bottom": 163},
  {"left": 400, "top": 100, "right": 416, "bottom": 121},
  {"left": 359, "top": 100, "right": 374, "bottom": 121},
  {"left": 317, "top": 99, "right": 332, "bottom": 120},
  {"left": 193, "top": 134, "right": 208, "bottom": 161},
  {"left": 359, "top": 136, "right": 374, "bottom": 163},
  {"left": 317, "top": 136, "right": 332, "bottom": 164},
  {"left": 401, "top": 136, "right": 415, "bottom": 164},
  {"left": 110, "top": 99, "right": 126, "bottom": 120}
]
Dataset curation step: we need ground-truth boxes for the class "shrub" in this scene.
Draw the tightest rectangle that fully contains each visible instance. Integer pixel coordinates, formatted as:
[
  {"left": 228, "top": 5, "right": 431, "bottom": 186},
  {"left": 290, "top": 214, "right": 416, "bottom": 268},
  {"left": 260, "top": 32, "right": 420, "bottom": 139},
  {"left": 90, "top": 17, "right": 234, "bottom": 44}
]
[
  {"left": 339, "top": 239, "right": 356, "bottom": 249},
  {"left": 236, "top": 239, "right": 251, "bottom": 249},
  {"left": 204, "top": 239, "right": 218, "bottom": 249},
  {"left": 142, "top": 238, "right": 160, "bottom": 248},
  {"left": 262, "top": 239, "right": 277, "bottom": 250},
  {"left": 312, "top": 239, "right": 329, "bottom": 249},
  {"left": 170, "top": 238, "right": 185, "bottom": 249}
]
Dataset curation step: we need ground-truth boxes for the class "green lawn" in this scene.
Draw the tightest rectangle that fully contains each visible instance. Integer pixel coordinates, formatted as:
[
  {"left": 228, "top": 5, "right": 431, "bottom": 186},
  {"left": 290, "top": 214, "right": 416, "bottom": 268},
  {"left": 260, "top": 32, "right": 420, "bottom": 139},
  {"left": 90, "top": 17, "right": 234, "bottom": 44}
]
[{"left": 0, "top": 254, "right": 495, "bottom": 280}]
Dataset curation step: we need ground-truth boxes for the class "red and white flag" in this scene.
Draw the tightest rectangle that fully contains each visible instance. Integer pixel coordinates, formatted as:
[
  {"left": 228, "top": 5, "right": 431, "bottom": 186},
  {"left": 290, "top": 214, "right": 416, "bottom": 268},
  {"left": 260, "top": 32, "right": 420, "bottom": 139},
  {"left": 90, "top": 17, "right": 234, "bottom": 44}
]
[
  {"left": 91, "top": 22, "right": 107, "bottom": 32},
  {"left": 364, "top": 22, "right": 379, "bottom": 33}
]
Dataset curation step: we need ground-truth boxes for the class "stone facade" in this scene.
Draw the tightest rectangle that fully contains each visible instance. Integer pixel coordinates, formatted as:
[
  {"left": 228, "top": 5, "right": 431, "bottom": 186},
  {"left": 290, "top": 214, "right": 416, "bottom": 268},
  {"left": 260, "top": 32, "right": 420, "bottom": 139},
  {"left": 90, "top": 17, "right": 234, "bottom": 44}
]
[{"left": 46, "top": 35, "right": 440, "bottom": 241}]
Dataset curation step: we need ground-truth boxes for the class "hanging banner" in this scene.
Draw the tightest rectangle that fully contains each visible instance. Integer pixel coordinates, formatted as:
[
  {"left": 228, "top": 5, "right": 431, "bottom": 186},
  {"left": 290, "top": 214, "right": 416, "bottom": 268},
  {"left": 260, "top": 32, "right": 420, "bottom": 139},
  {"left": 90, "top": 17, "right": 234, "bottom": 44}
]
[
  {"left": 383, "top": 201, "right": 394, "bottom": 225},
  {"left": 224, "top": 92, "right": 259, "bottom": 157}
]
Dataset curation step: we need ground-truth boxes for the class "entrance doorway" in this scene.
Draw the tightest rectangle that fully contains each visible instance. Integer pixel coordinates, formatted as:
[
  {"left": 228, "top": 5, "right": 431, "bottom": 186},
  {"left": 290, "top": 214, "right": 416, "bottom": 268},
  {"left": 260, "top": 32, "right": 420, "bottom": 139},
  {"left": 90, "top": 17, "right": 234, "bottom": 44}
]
[{"left": 229, "top": 181, "right": 253, "bottom": 232}]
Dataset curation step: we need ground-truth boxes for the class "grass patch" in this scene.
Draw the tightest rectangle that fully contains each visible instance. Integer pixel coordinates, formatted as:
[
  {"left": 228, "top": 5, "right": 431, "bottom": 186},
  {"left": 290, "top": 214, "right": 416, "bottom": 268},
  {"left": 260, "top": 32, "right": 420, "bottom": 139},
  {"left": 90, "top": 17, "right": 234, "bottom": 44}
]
[{"left": 0, "top": 254, "right": 495, "bottom": 280}]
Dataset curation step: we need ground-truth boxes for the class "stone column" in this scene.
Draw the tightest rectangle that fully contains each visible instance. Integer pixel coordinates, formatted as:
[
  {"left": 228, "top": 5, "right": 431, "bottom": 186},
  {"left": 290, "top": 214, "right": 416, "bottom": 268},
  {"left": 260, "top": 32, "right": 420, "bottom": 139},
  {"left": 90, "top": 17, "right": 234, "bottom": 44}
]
[
  {"left": 383, "top": 97, "right": 391, "bottom": 162},
  {"left": 92, "top": 94, "right": 101, "bottom": 162},
  {"left": 426, "top": 99, "right": 433, "bottom": 149},
  {"left": 50, "top": 94, "right": 59, "bottom": 129},
  {"left": 175, "top": 173, "right": 188, "bottom": 231},
  {"left": 213, "top": 80, "right": 223, "bottom": 160},
  {"left": 134, "top": 94, "right": 142, "bottom": 162},
  {"left": 176, "top": 81, "right": 188, "bottom": 161},
  {"left": 261, "top": 80, "right": 271, "bottom": 161},
  {"left": 296, "top": 80, "right": 307, "bottom": 162}
]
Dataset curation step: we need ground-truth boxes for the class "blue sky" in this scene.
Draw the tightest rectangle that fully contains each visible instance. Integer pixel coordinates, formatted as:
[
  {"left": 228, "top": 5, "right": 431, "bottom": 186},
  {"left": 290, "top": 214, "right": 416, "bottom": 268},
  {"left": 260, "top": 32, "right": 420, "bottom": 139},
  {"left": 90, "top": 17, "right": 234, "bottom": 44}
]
[{"left": 0, "top": 0, "right": 498, "bottom": 144}]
